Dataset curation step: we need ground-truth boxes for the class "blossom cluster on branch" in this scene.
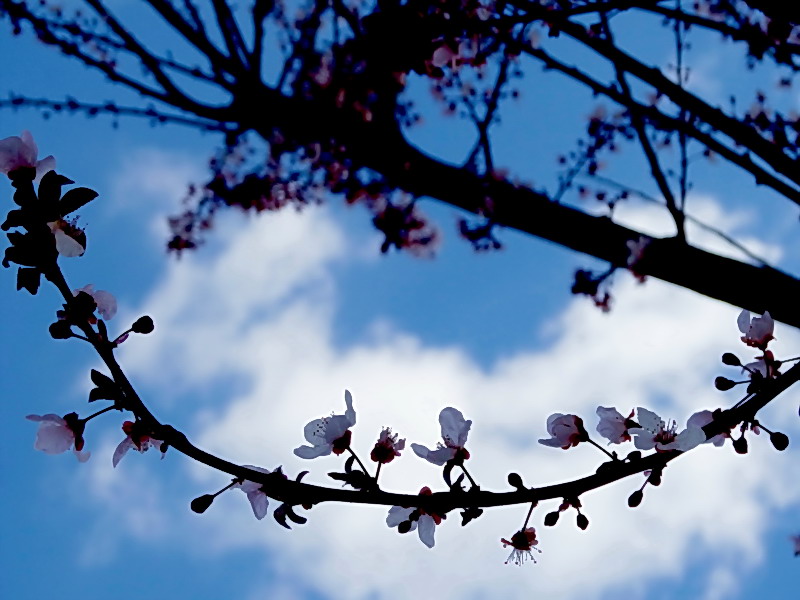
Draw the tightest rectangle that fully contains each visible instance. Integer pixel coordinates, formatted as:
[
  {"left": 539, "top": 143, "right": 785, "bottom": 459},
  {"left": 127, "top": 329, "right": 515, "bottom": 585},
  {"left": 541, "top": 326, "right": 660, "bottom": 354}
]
[{"left": 4, "top": 131, "right": 799, "bottom": 563}]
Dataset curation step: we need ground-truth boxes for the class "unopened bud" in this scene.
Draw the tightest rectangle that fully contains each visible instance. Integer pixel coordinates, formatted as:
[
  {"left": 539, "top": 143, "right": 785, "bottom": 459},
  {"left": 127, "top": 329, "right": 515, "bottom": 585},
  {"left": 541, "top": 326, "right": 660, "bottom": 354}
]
[
  {"left": 721, "top": 353, "right": 741, "bottom": 366},
  {"left": 49, "top": 320, "right": 72, "bottom": 339},
  {"left": 131, "top": 316, "right": 154, "bottom": 334},
  {"left": 714, "top": 376, "right": 736, "bottom": 391},
  {"left": 576, "top": 513, "right": 589, "bottom": 530},
  {"left": 628, "top": 490, "right": 643, "bottom": 508},
  {"left": 733, "top": 435, "right": 749, "bottom": 454},
  {"left": 507, "top": 472, "right": 524, "bottom": 490},
  {"left": 544, "top": 511, "right": 560, "bottom": 527},
  {"left": 770, "top": 431, "right": 789, "bottom": 451},
  {"left": 398, "top": 520, "right": 412, "bottom": 534},
  {"left": 190, "top": 494, "right": 215, "bottom": 514}
]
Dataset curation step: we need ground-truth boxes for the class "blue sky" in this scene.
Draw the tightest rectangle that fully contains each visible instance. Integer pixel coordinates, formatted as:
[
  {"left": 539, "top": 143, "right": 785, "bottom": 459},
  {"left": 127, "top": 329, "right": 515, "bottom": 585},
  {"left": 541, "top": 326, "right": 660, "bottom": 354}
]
[{"left": 1, "top": 6, "right": 799, "bottom": 600}]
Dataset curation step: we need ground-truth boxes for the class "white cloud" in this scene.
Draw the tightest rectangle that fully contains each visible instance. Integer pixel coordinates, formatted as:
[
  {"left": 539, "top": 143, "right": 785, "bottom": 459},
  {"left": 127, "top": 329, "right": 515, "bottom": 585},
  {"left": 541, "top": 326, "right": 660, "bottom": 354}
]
[{"left": 78, "top": 190, "right": 800, "bottom": 600}]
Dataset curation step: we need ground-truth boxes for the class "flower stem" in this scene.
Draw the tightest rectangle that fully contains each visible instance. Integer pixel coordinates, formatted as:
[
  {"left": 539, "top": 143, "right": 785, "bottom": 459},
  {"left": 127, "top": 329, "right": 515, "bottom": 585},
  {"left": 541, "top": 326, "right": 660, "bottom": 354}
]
[
  {"left": 586, "top": 437, "right": 617, "bottom": 461},
  {"left": 83, "top": 405, "right": 117, "bottom": 422},
  {"left": 347, "top": 447, "right": 370, "bottom": 475},
  {"left": 375, "top": 462, "right": 382, "bottom": 482},
  {"left": 461, "top": 465, "right": 478, "bottom": 489},
  {"left": 522, "top": 501, "right": 537, "bottom": 529}
]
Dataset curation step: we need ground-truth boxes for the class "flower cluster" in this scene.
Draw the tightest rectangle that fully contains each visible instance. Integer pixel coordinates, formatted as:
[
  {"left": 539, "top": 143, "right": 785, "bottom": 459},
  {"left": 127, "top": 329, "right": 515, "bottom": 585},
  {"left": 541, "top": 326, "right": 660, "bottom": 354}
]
[{"left": 386, "top": 487, "right": 446, "bottom": 548}]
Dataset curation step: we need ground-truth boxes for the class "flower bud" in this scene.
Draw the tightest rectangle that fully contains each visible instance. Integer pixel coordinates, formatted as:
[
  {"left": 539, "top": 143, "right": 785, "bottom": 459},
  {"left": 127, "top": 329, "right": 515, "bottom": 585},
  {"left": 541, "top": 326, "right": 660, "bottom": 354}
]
[
  {"left": 576, "top": 513, "right": 589, "bottom": 530},
  {"left": 714, "top": 376, "right": 736, "bottom": 391},
  {"left": 131, "top": 316, "right": 154, "bottom": 334},
  {"left": 648, "top": 469, "right": 662, "bottom": 486},
  {"left": 48, "top": 320, "right": 72, "bottom": 339},
  {"left": 628, "top": 490, "right": 643, "bottom": 508},
  {"left": 544, "top": 511, "right": 560, "bottom": 527},
  {"left": 398, "top": 520, "right": 412, "bottom": 534},
  {"left": 721, "top": 353, "right": 741, "bottom": 366},
  {"left": 733, "top": 435, "right": 749, "bottom": 454},
  {"left": 507, "top": 472, "right": 525, "bottom": 490},
  {"left": 770, "top": 431, "right": 789, "bottom": 451},
  {"left": 190, "top": 494, "right": 215, "bottom": 514}
]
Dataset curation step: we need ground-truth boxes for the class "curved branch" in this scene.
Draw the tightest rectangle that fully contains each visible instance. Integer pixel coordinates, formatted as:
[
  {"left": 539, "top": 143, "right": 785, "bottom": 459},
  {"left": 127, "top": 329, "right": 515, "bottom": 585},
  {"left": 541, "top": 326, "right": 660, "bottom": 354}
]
[{"left": 41, "top": 252, "right": 800, "bottom": 514}]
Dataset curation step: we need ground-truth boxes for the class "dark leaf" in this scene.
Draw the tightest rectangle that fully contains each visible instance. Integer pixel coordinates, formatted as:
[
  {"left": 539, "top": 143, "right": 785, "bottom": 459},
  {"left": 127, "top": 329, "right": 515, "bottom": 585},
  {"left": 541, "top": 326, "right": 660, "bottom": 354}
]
[
  {"left": 16, "top": 267, "right": 40, "bottom": 294},
  {"left": 344, "top": 454, "right": 356, "bottom": 473},
  {"left": 2, "top": 208, "right": 27, "bottom": 231},
  {"left": 90, "top": 369, "right": 115, "bottom": 388},
  {"left": 59, "top": 187, "right": 98, "bottom": 217},
  {"left": 443, "top": 460, "right": 454, "bottom": 487},
  {"left": 37, "top": 171, "right": 73, "bottom": 212},
  {"left": 460, "top": 506, "right": 483, "bottom": 526},
  {"left": 284, "top": 505, "right": 307, "bottom": 525}
]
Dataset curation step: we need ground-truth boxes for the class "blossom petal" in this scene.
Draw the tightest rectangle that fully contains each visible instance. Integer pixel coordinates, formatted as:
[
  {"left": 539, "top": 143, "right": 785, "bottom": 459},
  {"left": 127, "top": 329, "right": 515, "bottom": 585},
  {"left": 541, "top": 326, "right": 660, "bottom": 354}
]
[
  {"left": 737, "top": 309, "right": 750, "bottom": 335},
  {"left": 246, "top": 490, "right": 269, "bottom": 520},
  {"left": 302, "top": 418, "right": 327, "bottom": 445},
  {"left": 92, "top": 290, "right": 117, "bottom": 320},
  {"left": 596, "top": 406, "right": 628, "bottom": 444},
  {"left": 411, "top": 443, "right": 455, "bottom": 466},
  {"left": 323, "top": 414, "right": 351, "bottom": 442},
  {"left": 54, "top": 229, "right": 85, "bottom": 257},
  {"left": 33, "top": 421, "right": 74, "bottom": 454},
  {"left": 417, "top": 514, "right": 436, "bottom": 548},
  {"left": 294, "top": 443, "right": 332, "bottom": 459},
  {"left": 35, "top": 155, "right": 56, "bottom": 179},
  {"left": 673, "top": 426, "right": 706, "bottom": 452},
  {"left": 635, "top": 408, "right": 663, "bottom": 432},
  {"left": 386, "top": 505, "right": 414, "bottom": 527},
  {"left": 112, "top": 437, "right": 133, "bottom": 467},
  {"left": 439, "top": 407, "right": 471, "bottom": 447},
  {"left": 344, "top": 389, "right": 356, "bottom": 426},
  {"left": 628, "top": 428, "right": 657, "bottom": 450},
  {"left": 74, "top": 450, "right": 91, "bottom": 463}
]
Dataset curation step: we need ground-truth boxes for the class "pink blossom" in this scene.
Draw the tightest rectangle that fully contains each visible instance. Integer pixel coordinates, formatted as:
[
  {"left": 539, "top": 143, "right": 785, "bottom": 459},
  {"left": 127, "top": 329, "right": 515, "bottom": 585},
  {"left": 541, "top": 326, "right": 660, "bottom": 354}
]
[
  {"left": 628, "top": 408, "right": 705, "bottom": 452},
  {"left": 294, "top": 390, "right": 356, "bottom": 459},
  {"left": 74, "top": 284, "right": 117, "bottom": 320},
  {"left": 411, "top": 407, "right": 471, "bottom": 466},
  {"left": 370, "top": 427, "right": 405, "bottom": 464},
  {"left": 386, "top": 487, "right": 444, "bottom": 548},
  {"left": 596, "top": 406, "right": 633, "bottom": 444},
  {"left": 501, "top": 527, "right": 542, "bottom": 565},
  {"left": 737, "top": 310, "right": 774, "bottom": 348},
  {"left": 112, "top": 420, "right": 165, "bottom": 467},
  {"left": 0, "top": 131, "right": 55, "bottom": 178},
  {"left": 48, "top": 219, "right": 86, "bottom": 257},
  {"left": 538, "top": 413, "right": 588, "bottom": 449},
  {"left": 686, "top": 410, "right": 729, "bottom": 447},
  {"left": 234, "top": 465, "right": 272, "bottom": 520},
  {"left": 26, "top": 413, "right": 90, "bottom": 462}
]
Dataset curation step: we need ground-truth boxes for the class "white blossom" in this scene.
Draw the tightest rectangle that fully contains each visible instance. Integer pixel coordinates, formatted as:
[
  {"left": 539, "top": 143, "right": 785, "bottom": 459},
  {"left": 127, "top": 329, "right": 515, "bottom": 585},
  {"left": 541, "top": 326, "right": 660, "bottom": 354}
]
[
  {"left": 294, "top": 390, "right": 356, "bottom": 459},
  {"left": 628, "top": 408, "right": 705, "bottom": 452},
  {"left": 0, "top": 131, "right": 55, "bottom": 178},
  {"left": 411, "top": 407, "right": 471, "bottom": 466}
]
